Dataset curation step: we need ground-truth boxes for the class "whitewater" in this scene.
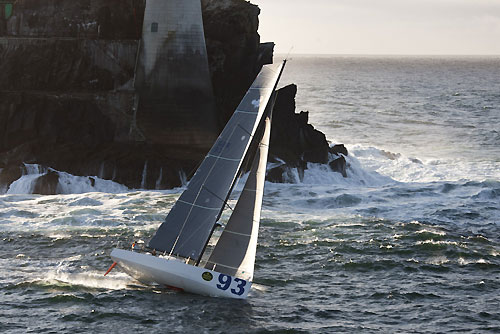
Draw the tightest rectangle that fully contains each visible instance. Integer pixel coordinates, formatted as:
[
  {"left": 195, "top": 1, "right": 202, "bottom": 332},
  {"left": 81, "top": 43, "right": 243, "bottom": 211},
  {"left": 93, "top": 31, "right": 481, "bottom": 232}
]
[{"left": 1, "top": 56, "right": 499, "bottom": 333}]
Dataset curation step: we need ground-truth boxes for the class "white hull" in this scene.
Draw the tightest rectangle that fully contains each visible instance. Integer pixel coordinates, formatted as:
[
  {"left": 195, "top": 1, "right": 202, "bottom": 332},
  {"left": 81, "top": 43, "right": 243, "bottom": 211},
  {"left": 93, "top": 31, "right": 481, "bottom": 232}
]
[{"left": 110, "top": 248, "right": 251, "bottom": 299}]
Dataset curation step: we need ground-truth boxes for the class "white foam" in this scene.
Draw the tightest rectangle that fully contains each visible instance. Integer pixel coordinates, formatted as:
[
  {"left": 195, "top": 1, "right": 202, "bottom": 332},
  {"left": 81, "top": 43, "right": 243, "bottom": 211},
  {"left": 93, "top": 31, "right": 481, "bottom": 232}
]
[
  {"left": 349, "top": 144, "right": 500, "bottom": 183},
  {"left": 155, "top": 167, "right": 163, "bottom": 189},
  {"left": 57, "top": 171, "right": 128, "bottom": 194},
  {"left": 179, "top": 170, "right": 188, "bottom": 187},
  {"left": 0, "top": 190, "right": 180, "bottom": 232},
  {"left": 266, "top": 153, "right": 395, "bottom": 188},
  {"left": 41, "top": 261, "right": 135, "bottom": 290},
  {"left": 7, "top": 174, "right": 41, "bottom": 194},
  {"left": 140, "top": 161, "right": 148, "bottom": 189},
  {"left": 23, "top": 163, "right": 47, "bottom": 175},
  {"left": 6, "top": 164, "right": 128, "bottom": 195}
]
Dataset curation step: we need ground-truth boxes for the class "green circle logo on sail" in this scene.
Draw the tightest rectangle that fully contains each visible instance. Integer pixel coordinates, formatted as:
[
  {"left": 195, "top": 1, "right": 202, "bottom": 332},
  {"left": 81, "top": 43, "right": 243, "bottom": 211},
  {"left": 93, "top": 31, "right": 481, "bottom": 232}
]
[{"left": 202, "top": 272, "right": 213, "bottom": 281}]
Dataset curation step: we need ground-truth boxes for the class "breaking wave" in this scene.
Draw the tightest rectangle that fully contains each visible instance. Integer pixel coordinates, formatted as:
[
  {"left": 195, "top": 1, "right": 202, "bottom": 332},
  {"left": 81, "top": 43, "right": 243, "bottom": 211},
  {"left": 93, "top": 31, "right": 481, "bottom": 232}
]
[{"left": 6, "top": 164, "right": 128, "bottom": 195}]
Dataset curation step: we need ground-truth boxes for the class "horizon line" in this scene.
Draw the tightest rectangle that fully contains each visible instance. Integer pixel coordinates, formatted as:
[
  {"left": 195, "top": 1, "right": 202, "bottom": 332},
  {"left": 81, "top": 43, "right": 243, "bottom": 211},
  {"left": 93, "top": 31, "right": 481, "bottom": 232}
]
[{"left": 274, "top": 52, "right": 500, "bottom": 57}]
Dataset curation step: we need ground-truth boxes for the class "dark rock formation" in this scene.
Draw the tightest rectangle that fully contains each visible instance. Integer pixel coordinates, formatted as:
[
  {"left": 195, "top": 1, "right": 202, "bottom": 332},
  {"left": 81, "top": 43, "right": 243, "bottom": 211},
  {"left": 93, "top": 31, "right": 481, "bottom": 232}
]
[
  {"left": 330, "top": 144, "right": 348, "bottom": 157},
  {"left": 266, "top": 84, "right": 348, "bottom": 182},
  {"left": 201, "top": 0, "right": 273, "bottom": 128},
  {"left": 1, "top": 0, "right": 144, "bottom": 39},
  {"left": 0, "top": 0, "right": 250, "bottom": 193},
  {"left": 270, "top": 84, "right": 329, "bottom": 166},
  {"left": 32, "top": 170, "right": 59, "bottom": 195},
  {"left": 0, "top": 165, "right": 23, "bottom": 193},
  {"left": 329, "top": 156, "right": 347, "bottom": 177},
  {"left": 266, "top": 164, "right": 304, "bottom": 184},
  {"left": 328, "top": 144, "right": 348, "bottom": 177},
  {"left": 0, "top": 0, "right": 346, "bottom": 193},
  {"left": 0, "top": 39, "right": 137, "bottom": 91},
  {"left": 0, "top": 0, "right": 148, "bottom": 193}
]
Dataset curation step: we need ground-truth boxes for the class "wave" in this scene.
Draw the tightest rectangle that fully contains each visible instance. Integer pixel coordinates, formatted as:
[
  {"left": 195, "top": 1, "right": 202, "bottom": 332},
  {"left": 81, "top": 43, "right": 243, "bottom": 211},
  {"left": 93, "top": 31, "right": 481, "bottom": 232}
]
[
  {"left": 266, "top": 153, "right": 396, "bottom": 188},
  {"left": 350, "top": 144, "right": 500, "bottom": 183},
  {"left": 264, "top": 142, "right": 497, "bottom": 189},
  {"left": 6, "top": 164, "right": 128, "bottom": 195},
  {"left": 44, "top": 268, "right": 135, "bottom": 291},
  {"left": 0, "top": 190, "right": 173, "bottom": 232},
  {"left": 1, "top": 145, "right": 498, "bottom": 232},
  {"left": 6, "top": 142, "right": 493, "bottom": 195},
  {"left": 4, "top": 265, "right": 136, "bottom": 292}
]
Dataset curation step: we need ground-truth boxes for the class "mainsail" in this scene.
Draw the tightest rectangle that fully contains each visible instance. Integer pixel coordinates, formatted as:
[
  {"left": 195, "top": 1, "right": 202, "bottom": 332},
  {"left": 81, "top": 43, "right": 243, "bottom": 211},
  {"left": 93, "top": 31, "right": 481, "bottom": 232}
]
[
  {"left": 205, "top": 99, "right": 274, "bottom": 281},
  {"left": 148, "top": 62, "right": 286, "bottom": 261}
]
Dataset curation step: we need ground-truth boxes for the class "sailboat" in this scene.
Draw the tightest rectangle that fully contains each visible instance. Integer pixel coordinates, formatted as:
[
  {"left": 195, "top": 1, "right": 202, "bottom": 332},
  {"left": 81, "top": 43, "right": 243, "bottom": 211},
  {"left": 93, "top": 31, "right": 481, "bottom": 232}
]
[{"left": 108, "top": 61, "right": 286, "bottom": 299}]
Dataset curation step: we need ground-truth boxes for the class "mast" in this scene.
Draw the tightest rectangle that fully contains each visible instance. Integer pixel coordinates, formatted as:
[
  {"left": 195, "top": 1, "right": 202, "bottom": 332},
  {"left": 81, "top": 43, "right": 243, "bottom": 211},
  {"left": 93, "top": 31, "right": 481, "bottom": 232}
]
[
  {"left": 195, "top": 98, "right": 272, "bottom": 266},
  {"left": 147, "top": 61, "right": 286, "bottom": 262},
  {"left": 203, "top": 97, "right": 275, "bottom": 279},
  {"left": 198, "top": 61, "right": 287, "bottom": 267}
]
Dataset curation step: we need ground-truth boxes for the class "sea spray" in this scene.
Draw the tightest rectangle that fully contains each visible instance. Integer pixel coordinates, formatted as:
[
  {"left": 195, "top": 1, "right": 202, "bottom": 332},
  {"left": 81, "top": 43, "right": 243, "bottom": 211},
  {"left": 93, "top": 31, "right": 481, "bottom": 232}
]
[
  {"left": 155, "top": 167, "right": 163, "bottom": 190},
  {"left": 57, "top": 172, "right": 128, "bottom": 194},
  {"left": 6, "top": 164, "right": 128, "bottom": 195},
  {"left": 140, "top": 161, "right": 148, "bottom": 189}
]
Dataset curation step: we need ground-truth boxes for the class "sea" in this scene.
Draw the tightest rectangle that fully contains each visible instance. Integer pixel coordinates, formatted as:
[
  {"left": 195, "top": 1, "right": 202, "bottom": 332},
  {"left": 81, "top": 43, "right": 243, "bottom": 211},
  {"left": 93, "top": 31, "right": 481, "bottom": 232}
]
[{"left": 1, "top": 55, "right": 499, "bottom": 333}]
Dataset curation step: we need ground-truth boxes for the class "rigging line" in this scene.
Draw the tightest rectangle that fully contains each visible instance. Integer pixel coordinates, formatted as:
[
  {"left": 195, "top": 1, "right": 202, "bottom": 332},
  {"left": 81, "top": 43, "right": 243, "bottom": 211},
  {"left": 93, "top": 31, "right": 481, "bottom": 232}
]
[
  {"left": 204, "top": 261, "right": 241, "bottom": 271},
  {"left": 196, "top": 62, "right": 286, "bottom": 265},
  {"left": 222, "top": 229, "right": 251, "bottom": 237},
  {"left": 187, "top": 130, "right": 260, "bottom": 257},
  {"left": 202, "top": 186, "right": 234, "bottom": 212},
  {"left": 167, "top": 121, "right": 241, "bottom": 259},
  {"left": 184, "top": 123, "right": 267, "bottom": 258},
  {"left": 206, "top": 154, "right": 240, "bottom": 162},
  {"left": 229, "top": 116, "right": 265, "bottom": 199},
  {"left": 285, "top": 46, "right": 294, "bottom": 62},
  {"left": 177, "top": 199, "right": 219, "bottom": 211},
  {"left": 237, "top": 124, "right": 253, "bottom": 137},
  {"left": 174, "top": 66, "right": 283, "bottom": 262},
  {"left": 171, "top": 118, "right": 264, "bottom": 261},
  {"left": 235, "top": 110, "right": 260, "bottom": 115},
  {"left": 168, "top": 203, "right": 230, "bottom": 256},
  {"left": 196, "top": 108, "right": 273, "bottom": 265}
]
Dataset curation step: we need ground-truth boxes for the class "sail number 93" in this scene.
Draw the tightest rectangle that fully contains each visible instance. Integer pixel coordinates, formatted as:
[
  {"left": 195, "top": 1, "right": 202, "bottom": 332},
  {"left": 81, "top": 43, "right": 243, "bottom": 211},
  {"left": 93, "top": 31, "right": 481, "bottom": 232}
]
[{"left": 216, "top": 274, "right": 247, "bottom": 296}]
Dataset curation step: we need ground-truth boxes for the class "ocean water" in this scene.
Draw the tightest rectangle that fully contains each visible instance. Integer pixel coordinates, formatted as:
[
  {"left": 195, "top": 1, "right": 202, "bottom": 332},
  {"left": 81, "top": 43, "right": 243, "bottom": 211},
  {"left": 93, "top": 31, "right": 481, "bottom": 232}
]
[{"left": 1, "top": 56, "right": 499, "bottom": 333}]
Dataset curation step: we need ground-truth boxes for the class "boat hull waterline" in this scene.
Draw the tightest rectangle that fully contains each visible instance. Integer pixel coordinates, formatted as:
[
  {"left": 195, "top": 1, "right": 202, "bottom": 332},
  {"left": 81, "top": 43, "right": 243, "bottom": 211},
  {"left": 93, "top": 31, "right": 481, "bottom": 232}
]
[{"left": 110, "top": 248, "right": 251, "bottom": 299}]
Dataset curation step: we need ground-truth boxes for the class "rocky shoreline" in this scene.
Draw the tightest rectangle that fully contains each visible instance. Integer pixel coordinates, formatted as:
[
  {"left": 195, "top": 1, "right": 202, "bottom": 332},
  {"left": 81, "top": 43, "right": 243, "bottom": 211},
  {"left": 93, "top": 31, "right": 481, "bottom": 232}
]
[{"left": 0, "top": 0, "right": 347, "bottom": 194}]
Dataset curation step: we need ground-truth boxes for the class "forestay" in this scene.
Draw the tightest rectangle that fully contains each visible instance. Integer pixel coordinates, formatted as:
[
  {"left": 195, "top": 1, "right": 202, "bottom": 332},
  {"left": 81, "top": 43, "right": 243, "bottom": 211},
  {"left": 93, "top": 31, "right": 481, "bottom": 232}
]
[{"left": 148, "top": 63, "right": 285, "bottom": 261}]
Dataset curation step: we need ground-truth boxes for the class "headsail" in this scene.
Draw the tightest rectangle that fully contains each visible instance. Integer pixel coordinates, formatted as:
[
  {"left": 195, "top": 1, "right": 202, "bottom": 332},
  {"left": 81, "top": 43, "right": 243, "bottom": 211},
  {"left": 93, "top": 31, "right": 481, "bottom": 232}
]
[
  {"left": 148, "top": 62, "right": 285, "bottom": 261},
  {"left": 205, "top": 97, "right": 274, "bottom": 281}
]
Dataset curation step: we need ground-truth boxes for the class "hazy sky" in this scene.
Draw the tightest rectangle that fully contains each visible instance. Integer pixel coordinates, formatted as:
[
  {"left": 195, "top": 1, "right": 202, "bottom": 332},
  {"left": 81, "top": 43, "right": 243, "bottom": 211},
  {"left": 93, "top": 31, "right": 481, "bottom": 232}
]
[{"left": 251, "top": 0, "right": 500, "bottom": 55}]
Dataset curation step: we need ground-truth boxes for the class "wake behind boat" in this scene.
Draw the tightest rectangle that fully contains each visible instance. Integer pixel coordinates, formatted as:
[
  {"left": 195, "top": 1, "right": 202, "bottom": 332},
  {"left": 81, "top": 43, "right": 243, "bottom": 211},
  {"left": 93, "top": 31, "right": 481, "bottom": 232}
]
[{"left": 107, "top": 61, "right": 286, "bottom": 299}]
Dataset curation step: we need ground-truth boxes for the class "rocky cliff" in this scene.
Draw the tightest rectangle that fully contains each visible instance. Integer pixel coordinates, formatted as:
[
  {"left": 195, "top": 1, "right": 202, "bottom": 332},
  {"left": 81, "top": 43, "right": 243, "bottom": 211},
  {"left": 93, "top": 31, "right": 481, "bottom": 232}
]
[
  {"left": 201, "top": 0, "right": 273, "bottom": 127},
  {"left": 267, "top": 84, "right": 348, "bottom": 183},
  {"left": 0, "top": 0, "right": 346, "bottom": 194}
]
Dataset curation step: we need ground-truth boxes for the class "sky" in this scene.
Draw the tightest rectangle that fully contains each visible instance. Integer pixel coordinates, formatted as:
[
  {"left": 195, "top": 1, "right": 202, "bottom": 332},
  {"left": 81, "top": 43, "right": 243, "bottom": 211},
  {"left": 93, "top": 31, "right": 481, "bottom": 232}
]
[{"left": 250, "top": 0, "right": 500, "bottom": 55}]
